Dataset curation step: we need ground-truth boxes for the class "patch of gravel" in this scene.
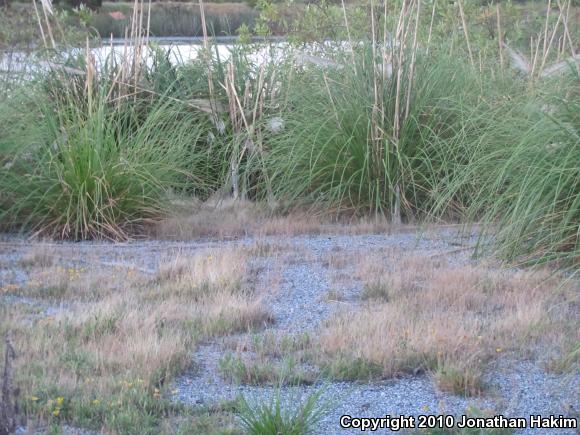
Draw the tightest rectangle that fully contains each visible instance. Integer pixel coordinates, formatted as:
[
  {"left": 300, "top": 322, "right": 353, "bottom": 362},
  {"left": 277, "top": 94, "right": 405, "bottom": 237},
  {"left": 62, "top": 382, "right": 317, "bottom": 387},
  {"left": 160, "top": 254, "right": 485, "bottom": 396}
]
[{"left": 485, "top": 359, "right": 580, "bottom": 435}]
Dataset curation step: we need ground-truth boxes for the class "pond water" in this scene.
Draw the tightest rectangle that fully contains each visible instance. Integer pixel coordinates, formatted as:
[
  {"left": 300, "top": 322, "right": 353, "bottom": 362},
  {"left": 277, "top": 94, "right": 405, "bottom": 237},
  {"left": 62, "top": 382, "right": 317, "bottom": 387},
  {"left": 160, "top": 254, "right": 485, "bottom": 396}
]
[
  {"left": 0, "top": 36, "right": 351, "bottom": 76},
  {"left": 0, "top": 36, "right": 295, "bottom": 75}
]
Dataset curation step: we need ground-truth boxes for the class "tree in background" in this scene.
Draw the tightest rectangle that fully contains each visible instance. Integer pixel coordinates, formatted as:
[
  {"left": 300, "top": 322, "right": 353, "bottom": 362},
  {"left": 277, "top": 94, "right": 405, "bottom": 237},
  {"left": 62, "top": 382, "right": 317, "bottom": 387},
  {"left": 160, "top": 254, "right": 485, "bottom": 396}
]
[{"left": 53, "top": 0, "right": 102, "bottom": 10}]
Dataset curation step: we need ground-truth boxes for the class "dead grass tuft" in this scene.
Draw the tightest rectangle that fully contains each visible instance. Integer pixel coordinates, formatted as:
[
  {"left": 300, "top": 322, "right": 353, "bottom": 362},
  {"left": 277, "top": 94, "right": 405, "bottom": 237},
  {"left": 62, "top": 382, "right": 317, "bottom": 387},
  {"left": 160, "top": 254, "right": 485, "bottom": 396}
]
[
  {"left": 148, "top": 199, "right": 269, "bottom": 240},
  {"left": 22, "top": 264, "right": 145, "bottom": 301},
  {"left": 148, "top": 200, "right": 396, "bottom": 240},
  {"left": 433, "top": 358, "right": 486, "bottom": 396},
  {"left": 243, "top": 241, "right": 290, "bottom": 258},
  {"left": 18, "top": 245, "right": 55, "bottom": 268},
  {"left": 316, "top": 254, "right": 577, "bottom": 394},
  {"left": 156, "top": 248, "right": 246, "bottom": 287}
]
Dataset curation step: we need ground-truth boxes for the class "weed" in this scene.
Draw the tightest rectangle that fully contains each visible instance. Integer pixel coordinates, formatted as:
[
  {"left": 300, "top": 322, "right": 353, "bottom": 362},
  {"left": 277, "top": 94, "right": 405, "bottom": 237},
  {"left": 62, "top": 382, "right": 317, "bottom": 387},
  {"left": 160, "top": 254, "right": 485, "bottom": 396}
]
[
  {"left": 320, "top": 357, "right": 384, "bottom": 381},
  {"left": 361, "top": 280, "right": 391, "bottom": 301},
  {"left": 219, "top": 352, "right": 314, "bottom": 386},
  {"left": 236, "top": 386, "right": 330, "bottom": 435},
  {"left": 433, "top": 359, "right": 486, "bottom": 397}
]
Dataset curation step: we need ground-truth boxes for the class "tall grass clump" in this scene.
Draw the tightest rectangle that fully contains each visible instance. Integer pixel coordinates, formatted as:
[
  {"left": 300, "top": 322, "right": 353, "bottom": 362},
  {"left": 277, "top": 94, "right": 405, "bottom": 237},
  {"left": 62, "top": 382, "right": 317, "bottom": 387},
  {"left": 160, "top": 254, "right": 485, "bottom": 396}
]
[
  {"left": 236, "top": 387, "right": 330, "bottom": 435},
  {"left": 267, "top": 45, "right": 480, "bottom": 220},
  {"left": 0, "top": 63, "right": 214, "bottom": 240},
  {"left": 439, "top": 69, "right": 579, "bottom": 267}
]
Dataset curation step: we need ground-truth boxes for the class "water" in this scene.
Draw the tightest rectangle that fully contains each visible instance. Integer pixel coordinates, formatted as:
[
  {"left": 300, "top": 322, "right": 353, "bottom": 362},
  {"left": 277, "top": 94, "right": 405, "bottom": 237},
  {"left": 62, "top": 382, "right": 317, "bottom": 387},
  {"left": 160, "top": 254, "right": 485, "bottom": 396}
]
[
  {"left": 0, "top": 37, "right": 291, "bottom": 75},
  {"left": 0, "top": 36, "right": 355, "bottom": 78}
]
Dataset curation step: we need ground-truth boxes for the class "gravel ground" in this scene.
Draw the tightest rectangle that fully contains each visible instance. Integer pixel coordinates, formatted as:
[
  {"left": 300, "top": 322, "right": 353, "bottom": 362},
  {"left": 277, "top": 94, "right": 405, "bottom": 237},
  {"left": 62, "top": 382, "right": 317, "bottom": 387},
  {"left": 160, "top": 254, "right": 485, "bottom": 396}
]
[{"left": 1, "top": 229, "right": 578, "bottom": 434}]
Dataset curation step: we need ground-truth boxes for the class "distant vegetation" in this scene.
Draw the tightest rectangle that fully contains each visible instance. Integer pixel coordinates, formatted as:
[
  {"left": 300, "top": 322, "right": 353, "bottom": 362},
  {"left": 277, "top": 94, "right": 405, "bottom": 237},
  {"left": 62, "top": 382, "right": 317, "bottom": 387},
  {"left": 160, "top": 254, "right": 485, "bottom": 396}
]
[
  {"left": 4, "top": 0, "right": 578, "bottom": 41},
  {"left": 94, "top": 2, "right": 260, "bottom": 39}
]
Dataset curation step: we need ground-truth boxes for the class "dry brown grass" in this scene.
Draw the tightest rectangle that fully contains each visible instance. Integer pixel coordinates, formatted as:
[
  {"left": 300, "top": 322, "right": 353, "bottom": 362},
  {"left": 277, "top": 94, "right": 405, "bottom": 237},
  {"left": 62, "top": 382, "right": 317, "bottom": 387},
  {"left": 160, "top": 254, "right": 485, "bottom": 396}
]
[
  {"left": 21, "top": 264, "right": 144, "bottom": 301},
  {"left": 149, "top": 199, "right": 266, "bottom": 240},
  {"left": 147, "top": 199, "right": 398, "bottom": 240},
  {"left": 243, "top": 241, "right": 291, "bottom": 258},
  {"left": 316, "top": 254, "right": 578, "bottom": 395},
  {"left": 0, "top": 246, "right": 271, "bottom": 429},
  {"left": 18, "top": 245, "right": 56, "bottom": 268}
]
